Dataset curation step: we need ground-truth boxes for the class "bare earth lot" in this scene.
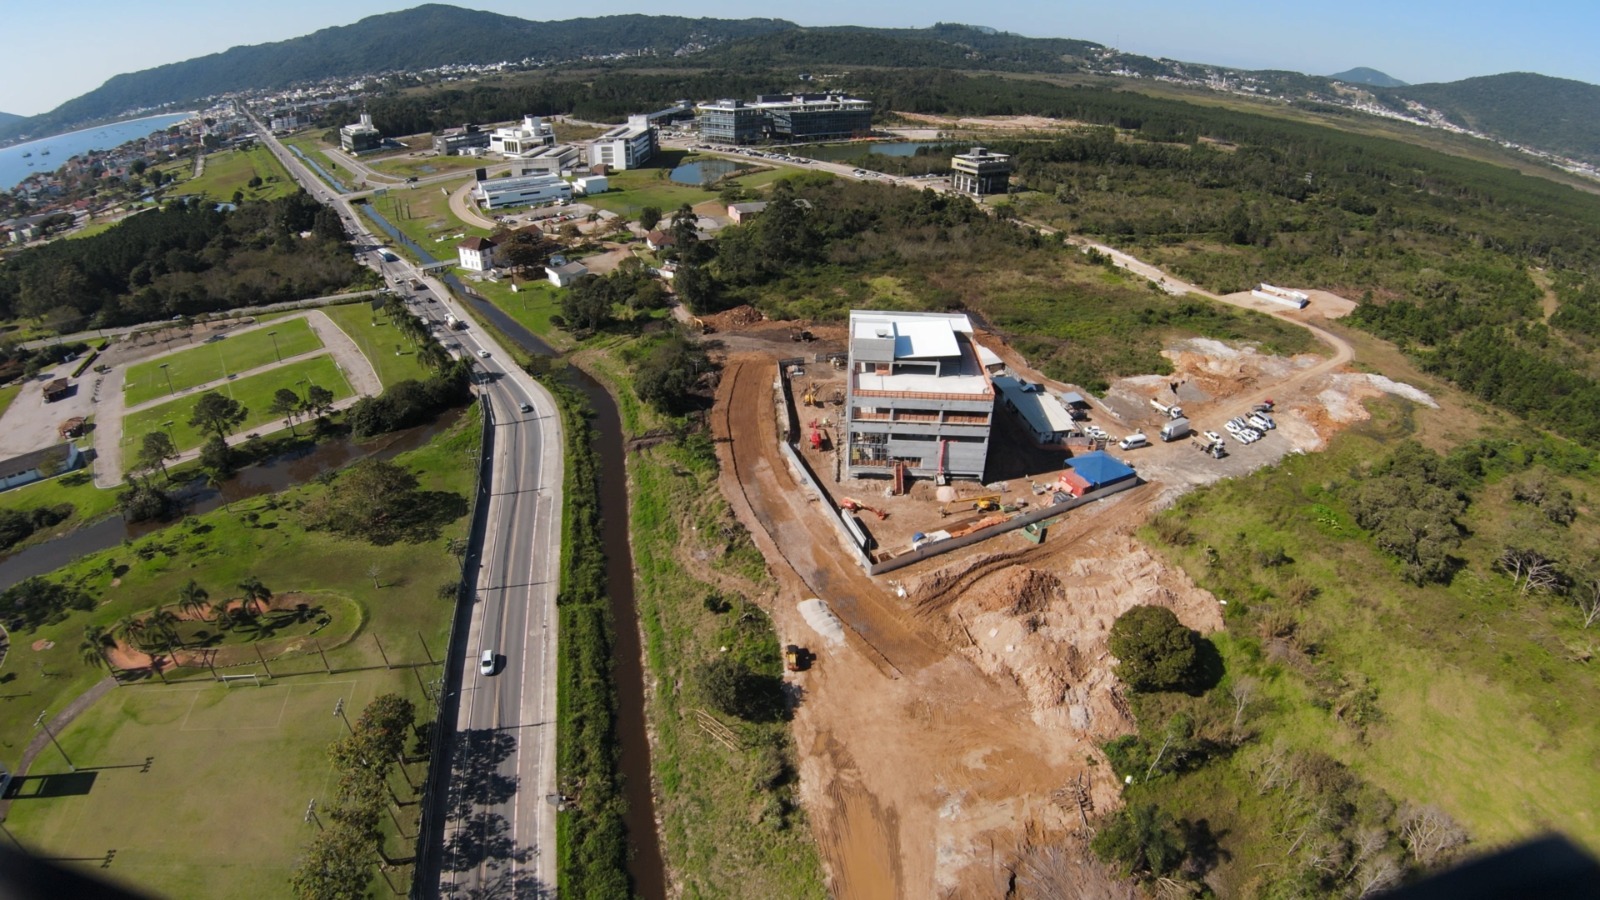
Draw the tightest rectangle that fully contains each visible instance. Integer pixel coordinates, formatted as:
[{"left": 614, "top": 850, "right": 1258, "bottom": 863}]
[{"left": 706, "top": 289, "right": 1436, "bottom": 895}]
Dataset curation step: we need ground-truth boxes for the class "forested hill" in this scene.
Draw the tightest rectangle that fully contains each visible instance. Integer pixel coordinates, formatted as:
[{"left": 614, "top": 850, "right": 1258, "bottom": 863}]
[
  {"left": 0, "top": 6, "right": 793, "bottom": 142},
  {"left": 700, "top": 24, "right": 1103, "bottom": 73},
  {"left": 0, "top": 112, "right": 21, "bottom": 128},
  {"left": 1328, "top": 67, "right": 1406, "bottom": 87},
  {"left": 1382, "top": 72, "right": 1600, "bottom": 165}
]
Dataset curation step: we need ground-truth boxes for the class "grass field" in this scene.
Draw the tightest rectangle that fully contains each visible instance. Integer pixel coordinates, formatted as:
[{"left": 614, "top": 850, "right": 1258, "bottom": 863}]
[
  {"left": 0, "top": 468, "right": 121, "bottom": 538},
  {"left": 368, "top": 153, "right": 485, "bottom": 178},
  {"left": 123, "top": 318, "right": 323, "bottom": 407},
  {"left": 464, "top": 276, "right": 572, "bottom": 350},
  {"left": 0, "top": 408, "right": 479, "bottom": 897},
  {"left": 283, "top": 135, "right": 359, "bottom": 192},
  {"left": 315, "top": 302, "right": 434, "bottom": 387},
  {"left": 583, "top": 153, "right": 798, "bottom": 220},
  {"left": 171, "top": 146, "right": 296, "bottom": 203},
  {"left": 6, "top": 668, "right": 429, "bottom": 899},
  {"left": 123, "top": 355, "right": 353, "bottom": 453},
  {"left": 365, "top": 180, "right": 487, "bottom": 251},
  {"left": 0, "top": 381, "right": 22, "bottom": 420}
]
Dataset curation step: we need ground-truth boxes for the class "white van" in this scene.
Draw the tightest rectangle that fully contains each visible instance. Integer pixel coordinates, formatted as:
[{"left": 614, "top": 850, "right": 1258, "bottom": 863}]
[{"left": 1119, "top": 433, "right": 1149, "bottom": 450}]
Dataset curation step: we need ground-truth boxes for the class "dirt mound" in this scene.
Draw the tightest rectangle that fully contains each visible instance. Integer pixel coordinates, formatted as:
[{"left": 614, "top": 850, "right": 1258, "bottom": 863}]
[{"left": 702, "top": 305, "right": 765, "bottom": 330}]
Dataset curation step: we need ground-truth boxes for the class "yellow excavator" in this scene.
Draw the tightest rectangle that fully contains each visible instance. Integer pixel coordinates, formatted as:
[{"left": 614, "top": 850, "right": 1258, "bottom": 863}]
[{"left": 939, "top": 494, "right": 1001, "bottom": 517}]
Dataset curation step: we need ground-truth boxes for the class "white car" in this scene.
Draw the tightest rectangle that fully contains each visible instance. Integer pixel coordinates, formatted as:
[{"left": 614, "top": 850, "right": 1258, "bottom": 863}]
[
  {"left": 1204, "top": 430, "right": 1223, "bottom": 444},
  {"left": 519, "top": 402, "right": 533, "bottom": 413},
  {"left": 480, "top": 650, "right": 497, "bottom": 676},
  {"left": 1249, "top": 413, "right": 1276, "bottom": 431},
  {"left": 478, "top": 349, "right": 491, "bottom": 358}
]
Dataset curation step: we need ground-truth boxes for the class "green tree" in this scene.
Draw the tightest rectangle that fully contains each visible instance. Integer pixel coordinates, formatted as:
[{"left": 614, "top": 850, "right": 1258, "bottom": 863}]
[
  {"left": 79, "top": 624, "right": 111, "bottom": 671},
  {"left": 633, "top": 333, "right": 710, "bottom": 415},
  {"left": 1091, "top": 803, "right": 1186, "bottom": 880},
  {"left": 199, "top": 435, "right": 236, "bottom": 478},
  {"left": 638, "top": 205, "right": 663, "bottom": 231},
  {"left": 694, "top": 656, "right": 785, "bottom": 722},
  {"left": 303, "top": 384, "right": 336, "bottom": 419},
  {"left": 300, "top": 459, "right": 434, "bottom": 544},
  {"left": 673, "top": 262, "right": 716, "bottom": 315},
  {"left": 1109, "top": 605, "right": 1198, "bottom": 692},
  {"left": 270, "top": 388, "right": 303, "bottom": 436},
  {"left": 137, "top": 430, "right": 178, "bottom": 481},
  {"left": 189, "top": 391, "right": 247, "bottom": 441}
]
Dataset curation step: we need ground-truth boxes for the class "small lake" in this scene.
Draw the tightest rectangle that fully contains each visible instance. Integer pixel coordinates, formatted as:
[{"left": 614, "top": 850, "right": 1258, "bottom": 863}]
[
  {"left": 799, "top": 141, "right": 954, "bottom": 162},
  {"left": 669, "top": 158, "right": 743, "bottom": 185}
]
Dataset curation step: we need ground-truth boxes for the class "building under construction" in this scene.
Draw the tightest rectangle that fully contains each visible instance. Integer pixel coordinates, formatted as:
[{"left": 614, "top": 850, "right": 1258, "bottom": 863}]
[{"left": 843, "top": 310, "right": 997, "bottom": 480}]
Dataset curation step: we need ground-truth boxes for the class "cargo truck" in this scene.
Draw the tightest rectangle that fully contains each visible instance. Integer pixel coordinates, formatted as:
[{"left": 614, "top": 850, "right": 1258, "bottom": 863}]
[{"left": 1159, "top": 417, "right": 1191, "bottom": 442}]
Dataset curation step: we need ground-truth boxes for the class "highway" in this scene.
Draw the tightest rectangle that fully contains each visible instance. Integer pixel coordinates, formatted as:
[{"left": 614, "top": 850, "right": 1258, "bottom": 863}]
[{"left": 248, "top": 113, "right": 563, "bottom": 897}]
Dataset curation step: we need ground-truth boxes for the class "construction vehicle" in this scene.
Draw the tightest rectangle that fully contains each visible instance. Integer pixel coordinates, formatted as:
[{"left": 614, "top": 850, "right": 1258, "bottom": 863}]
[
  {"left": 790, "top": 329, "right": 815, "bottom": 342},
  {"left": 839, "top": 497, "right": 887, "bottom": 520},
  {"left": 1159, "top": 417, "right": 1192, "bottom": 442},
  {"left": 940, "top": 494, "right": 1001, "bottom": 517},
  {"left": 785, "top": 644, "right": 812, "bottom": 672},
  {"left": 802, "top": 384, "right": 818, "bottom": 407},
  {"left": 807, "top": 419, "right": 829, "bottom": 451}
]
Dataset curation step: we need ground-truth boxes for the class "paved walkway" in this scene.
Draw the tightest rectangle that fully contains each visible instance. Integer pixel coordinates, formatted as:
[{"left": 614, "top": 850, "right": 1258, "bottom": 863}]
[
  {"left": 92, "top": 309, "right": 383, "bottom": 486},
  {"left": 448, "top": 178, "right": 499, "bottom": 231},
  {"left": 20, "top": 290, "right": 382, "bottom": 351},
  {"left": 0, "top": 675, "right": 118, "bottom": 820}
]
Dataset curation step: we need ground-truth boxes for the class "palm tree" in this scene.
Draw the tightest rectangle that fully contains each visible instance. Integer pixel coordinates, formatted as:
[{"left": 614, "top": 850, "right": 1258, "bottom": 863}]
[
  {"left": 149, "top": 607, "right": 182, "bottom": 666},
  {"left": 79, "top": 625, "right": 111, "bottom": 671},
  {"left": 114, "top": 614, "right": 147, "bottom": 652},
  {"left": 178, "top": 579, "right": 210, "bottom": 621},
  {"left": 238, "top": 576, "right": 272, "bottom": 616}
]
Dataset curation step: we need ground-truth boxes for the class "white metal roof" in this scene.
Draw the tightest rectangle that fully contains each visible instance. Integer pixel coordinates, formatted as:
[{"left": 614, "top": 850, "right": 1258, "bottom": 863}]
[{"left": 849, "top": 310, "right": 973, "bottom": 359}]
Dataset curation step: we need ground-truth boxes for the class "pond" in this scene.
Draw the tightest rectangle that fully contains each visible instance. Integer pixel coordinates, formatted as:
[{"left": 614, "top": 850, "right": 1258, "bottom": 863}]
[{"left": 669, "top": 158, "right": 744, "bottom": 185}]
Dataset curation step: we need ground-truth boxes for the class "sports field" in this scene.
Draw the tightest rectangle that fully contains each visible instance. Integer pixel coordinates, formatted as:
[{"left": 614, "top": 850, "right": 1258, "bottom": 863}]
[
  {"left": 123, "top": 355, "right": 353, "bottom": 453},
  {"left": 5, "top": 670, "right": 429, "bottom": 899},
  {"left": 124, "top": 318, "right": 323, "bottom": 407}
]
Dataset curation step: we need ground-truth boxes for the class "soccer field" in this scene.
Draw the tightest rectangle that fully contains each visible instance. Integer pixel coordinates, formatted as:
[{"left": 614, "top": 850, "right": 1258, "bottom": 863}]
[
  {"left": 124, "top": 318, "right": 323, "bottom": 408},
  {"left": 122, "top": 355, "right": 353, "bottom": 453},
  {"left": 5, "top": 670, "right": 430, "bottom": 899}
]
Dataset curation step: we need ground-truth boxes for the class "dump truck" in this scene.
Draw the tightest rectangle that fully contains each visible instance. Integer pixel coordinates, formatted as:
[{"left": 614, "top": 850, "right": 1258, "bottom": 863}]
[
  {"left": 1159, "top": 417, "right": 1192, "bottom": 442},
  {"left": 785, "top": 645, "right": 811, "bottom": 671}
]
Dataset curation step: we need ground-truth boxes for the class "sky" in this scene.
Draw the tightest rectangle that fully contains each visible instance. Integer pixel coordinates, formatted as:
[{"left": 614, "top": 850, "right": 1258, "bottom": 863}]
[{"left": 3, "top": 0, "right": 1597, "bottom": 116}]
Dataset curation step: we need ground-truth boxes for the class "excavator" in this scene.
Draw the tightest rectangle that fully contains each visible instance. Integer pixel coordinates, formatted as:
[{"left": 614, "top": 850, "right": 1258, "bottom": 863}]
[
  {"left": 839, "top": 497, "right": 888, "bottom": 520},
  {"left": 939, "top": 494, "right": 1002, "bottom": 518}
]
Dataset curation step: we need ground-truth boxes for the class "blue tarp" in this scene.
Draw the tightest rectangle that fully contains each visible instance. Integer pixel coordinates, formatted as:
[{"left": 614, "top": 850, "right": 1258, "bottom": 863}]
[{"left": 1066, "top": 450, "right": 1136, "bottom": 488}]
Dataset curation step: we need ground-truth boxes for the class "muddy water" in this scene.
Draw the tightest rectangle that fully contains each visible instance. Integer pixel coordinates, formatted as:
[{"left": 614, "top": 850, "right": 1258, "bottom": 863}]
[{"left": 0, "top": 412, "right": 460, "bottom": 591}]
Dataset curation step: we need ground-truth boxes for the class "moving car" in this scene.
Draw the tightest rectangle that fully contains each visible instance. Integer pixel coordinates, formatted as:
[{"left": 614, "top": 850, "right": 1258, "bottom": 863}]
[
  {"left": 480, "top": 650, "right": 497, "bottom": 676},
  {"left": 478, "top": 349, "right": 491, "bottom": 358},
  {"left": 519, "top": 402, "right": 533, "bottom": 413}
]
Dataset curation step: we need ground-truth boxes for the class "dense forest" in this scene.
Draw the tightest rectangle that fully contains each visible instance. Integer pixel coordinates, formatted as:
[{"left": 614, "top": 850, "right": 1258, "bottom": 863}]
[
  {"left": 0, "top": 193, "right": 362, "bottom": 330},
  {"left": 1381, "top": 72, "right": 1600, "bottom": 167}
]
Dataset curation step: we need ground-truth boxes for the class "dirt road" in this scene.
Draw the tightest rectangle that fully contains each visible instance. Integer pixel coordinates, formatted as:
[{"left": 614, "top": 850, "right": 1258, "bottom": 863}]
[{"left": 717, "top": 356, "right": 1138, "bottom": 898}]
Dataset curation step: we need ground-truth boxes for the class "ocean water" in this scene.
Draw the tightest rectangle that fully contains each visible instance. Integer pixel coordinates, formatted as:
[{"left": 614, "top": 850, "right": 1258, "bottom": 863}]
[{"left": 1, "top": 112, "right": 195, "bottom": 192}]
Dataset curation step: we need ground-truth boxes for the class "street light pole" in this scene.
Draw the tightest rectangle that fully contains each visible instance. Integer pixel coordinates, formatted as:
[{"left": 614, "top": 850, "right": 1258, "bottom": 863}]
[
  {"left": 33, "top": 712, "right": 74, "bottom": 772},
  {"left": 333, "top": 698, "right": 353, "bottom": 734},
  {"left": 160, "top": 363, "right": 175, "bottom": 397}
]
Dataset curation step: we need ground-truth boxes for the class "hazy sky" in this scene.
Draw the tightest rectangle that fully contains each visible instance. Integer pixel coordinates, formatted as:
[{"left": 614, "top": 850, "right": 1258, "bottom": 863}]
[{"left": 4, "top": 0, "right": 1596, "bottom": 116}]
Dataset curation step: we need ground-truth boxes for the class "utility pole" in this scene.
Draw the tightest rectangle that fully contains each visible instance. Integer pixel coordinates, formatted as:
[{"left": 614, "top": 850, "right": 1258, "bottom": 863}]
[
  {"left": 333, "top": 697, "right": 353, "bottom": 734},
  {"left": 33, "top": 712, "right": 74, "bottom": 772}
]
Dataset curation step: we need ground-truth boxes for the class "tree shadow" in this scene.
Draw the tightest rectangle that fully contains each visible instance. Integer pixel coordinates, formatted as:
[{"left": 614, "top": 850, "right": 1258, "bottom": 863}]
[
  {"left": 1185, "top": 635, "right": 1225, "bottom": 696},
  {"left": 1179, "top": 817, "right": 1230, "bottom": 879},
  {"left": 442, "top": 865, "right": 548, "bottom": 900},
  {"left": 441, "top": 811, "right": 532, "bottom": 872},
  {"left": 446, "top": 728, "right": 519, "bottom": 815}
]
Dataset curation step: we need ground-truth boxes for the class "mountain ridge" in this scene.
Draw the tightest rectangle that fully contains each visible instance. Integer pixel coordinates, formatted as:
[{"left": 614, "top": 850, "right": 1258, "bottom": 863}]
[{"left": 1329, "top": 66, "right": 1407, "bottom": 87}]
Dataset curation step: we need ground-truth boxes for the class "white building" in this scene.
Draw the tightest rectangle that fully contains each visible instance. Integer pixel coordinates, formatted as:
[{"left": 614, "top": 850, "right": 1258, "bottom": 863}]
[
  {"left": 473, "top": 173, "right": 573, "bottom": 210},
  {"left": 457, "top": 236, "right": 497, "bottom": 272},
  {"left": 546, "top": 261, "right": 589, "bottom": 287},
  {"left": 992, "top": 375, "right": 1076, "bottom": 447},
  {"left": 489, "top": 115, "right": 557, "bottom": 158},
  {"left": 587, "top": 116, "right": 657, "bottom": 171},
  {"left": 574, "top": 176, "right": 609, "bottom": 196},
  {"left": 516, "top": 143, "right": 582, "bottom": 174}
]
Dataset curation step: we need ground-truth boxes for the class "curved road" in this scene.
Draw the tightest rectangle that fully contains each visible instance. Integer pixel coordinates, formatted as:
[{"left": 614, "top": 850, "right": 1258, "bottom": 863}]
[{"left": 250, "top": 110, "right": 564, "bottom": 897}]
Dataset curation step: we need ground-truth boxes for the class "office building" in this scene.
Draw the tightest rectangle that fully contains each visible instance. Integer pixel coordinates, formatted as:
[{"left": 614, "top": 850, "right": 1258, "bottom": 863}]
[
  {"left": 433, "top": 125, "right": 491, "bottom": 156},
  {"left": 951, "top": 147, "right": 1012, "bottom": 196},
  {"left": 843, "top": 310, "right": 997, "bottom": 480},
  {"left": 516, "top": 144, "right": 583, "bottom": 175},
  {"left": 697, "top": 94, "right": 872, "bottom": 144},
  {"left": 489, "top": 116, "right": 557, "bottom": 158},
  {"left": 588, "top": 116, "right": 657, "bottom": 171},
  {"left": 473, "top": 173, "right": 573, "bottom": 210},
  {"left": 339, "top": 113, "right": 382, "bottom": 153}
]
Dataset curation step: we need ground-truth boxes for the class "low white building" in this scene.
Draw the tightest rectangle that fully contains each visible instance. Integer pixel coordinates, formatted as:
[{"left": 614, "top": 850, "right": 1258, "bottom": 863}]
[
  {"left": 992, "top": 375, "right": 1076, "bottom": 447},
  {"left": 515, "top": 143, "right": 583, "bottom": 174},
  {"left": 473, "top": 173, "right": 573, "bottom": 210},
  {"left": 574, "top": 175, "right": 608, "bottom": 195},
  {"left": 457, "top": 236, "right": 497, "bottom": 272},
  {"left": 546, "top": 261, "right": 589, "bottom": 287},
  {"left": 489, "top": 115, "right": 557, "bottom": 158},
  {"left": 587, "top": 116, "right": 657, "bottom": 171}
]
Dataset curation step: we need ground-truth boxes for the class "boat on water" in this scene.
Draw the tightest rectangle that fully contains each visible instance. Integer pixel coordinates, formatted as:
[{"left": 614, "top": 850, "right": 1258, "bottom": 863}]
[
  {"left": 40, "top": 150, "right": 49, "bottom": 156},
  {"left": 21, "top": 152, "right": 30, "bottom": 158}
]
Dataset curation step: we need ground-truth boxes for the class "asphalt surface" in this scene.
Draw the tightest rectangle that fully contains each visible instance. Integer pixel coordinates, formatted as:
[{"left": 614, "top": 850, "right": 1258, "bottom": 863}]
[{"left": 250, "top": 112, "right": 563, "bottom": 897}]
